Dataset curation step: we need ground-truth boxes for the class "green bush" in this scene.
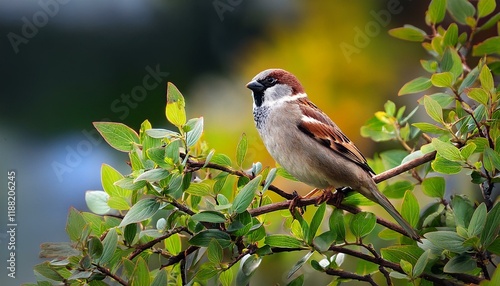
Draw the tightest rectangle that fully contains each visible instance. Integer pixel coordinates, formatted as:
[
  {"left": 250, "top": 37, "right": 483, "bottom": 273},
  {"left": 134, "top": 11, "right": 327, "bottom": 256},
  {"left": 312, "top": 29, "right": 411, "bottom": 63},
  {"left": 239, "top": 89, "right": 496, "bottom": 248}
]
[{"left": 31, "top": 1, "right": 499, "bottom": 285}]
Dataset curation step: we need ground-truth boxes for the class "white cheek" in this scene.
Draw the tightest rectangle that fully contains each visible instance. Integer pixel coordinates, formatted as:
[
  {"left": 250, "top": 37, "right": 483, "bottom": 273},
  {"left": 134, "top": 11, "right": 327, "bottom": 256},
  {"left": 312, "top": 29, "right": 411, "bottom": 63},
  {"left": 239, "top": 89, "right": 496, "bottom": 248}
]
[{"left": 261, "top": 91, "right": 307, "bottom": 108}]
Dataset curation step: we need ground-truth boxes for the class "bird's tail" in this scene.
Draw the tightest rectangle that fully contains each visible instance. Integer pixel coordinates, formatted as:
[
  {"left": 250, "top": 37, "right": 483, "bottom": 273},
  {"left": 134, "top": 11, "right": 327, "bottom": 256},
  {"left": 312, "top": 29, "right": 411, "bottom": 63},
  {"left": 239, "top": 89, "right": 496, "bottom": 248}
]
[{"left": 361, "top": 183, "right": 421, "bottom": 241}]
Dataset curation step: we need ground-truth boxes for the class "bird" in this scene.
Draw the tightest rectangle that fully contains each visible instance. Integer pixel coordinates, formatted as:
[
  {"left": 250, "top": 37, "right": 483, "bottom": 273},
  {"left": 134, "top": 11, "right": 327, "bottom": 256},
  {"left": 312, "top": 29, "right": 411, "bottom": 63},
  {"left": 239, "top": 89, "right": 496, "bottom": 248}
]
[{"left": 246, "top": 68, "right": 420, "bottom": 241}]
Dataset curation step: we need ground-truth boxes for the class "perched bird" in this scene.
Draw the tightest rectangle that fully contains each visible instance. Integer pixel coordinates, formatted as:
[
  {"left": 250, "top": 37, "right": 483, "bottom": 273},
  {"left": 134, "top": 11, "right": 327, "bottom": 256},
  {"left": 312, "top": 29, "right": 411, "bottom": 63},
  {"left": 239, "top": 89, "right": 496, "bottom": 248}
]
[{"left": 246, "top": 68, "right": 420, "bottom": 241}]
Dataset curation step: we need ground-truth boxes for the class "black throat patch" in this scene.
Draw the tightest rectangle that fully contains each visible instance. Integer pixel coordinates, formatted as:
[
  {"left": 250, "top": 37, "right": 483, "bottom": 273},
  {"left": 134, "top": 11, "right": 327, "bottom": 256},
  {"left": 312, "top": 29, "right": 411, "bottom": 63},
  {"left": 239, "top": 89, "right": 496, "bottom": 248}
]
[{"left": 252, "top": 91, "right": 265, "bottom": 107}]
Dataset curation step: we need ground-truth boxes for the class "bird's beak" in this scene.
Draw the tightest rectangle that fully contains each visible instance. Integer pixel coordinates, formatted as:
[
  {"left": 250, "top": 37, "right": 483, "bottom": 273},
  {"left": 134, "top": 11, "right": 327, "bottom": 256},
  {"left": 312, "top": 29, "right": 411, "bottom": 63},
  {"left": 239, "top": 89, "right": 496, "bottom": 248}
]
[{"left": 246, "top": 80, "right": 264, "bottom": 92}]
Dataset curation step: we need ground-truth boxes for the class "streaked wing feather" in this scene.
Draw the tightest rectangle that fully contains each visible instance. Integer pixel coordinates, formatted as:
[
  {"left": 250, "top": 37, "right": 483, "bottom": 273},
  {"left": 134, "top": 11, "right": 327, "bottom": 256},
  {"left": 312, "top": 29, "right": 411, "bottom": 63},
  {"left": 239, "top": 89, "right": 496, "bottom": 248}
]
[{"left": 297, "top": 98, "right": 375, "bottom": 175}]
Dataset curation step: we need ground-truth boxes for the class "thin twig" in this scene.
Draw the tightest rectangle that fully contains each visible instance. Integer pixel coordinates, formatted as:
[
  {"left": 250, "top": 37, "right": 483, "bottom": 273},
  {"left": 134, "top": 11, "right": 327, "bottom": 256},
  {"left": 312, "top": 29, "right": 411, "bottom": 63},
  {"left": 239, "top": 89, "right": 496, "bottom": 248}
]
[
  {"left": 324, "top": 268, "right": 377, "bottom": 285},
  {"left": 94, "top": 264, "right": 128, "bottom": 286},
  {"left": 160, "top": 245, "right": 199, "bottom": 269},
  {"left": 373, "top": 151, "right": 436, "bottom": 183},
  {"left": 128, "top": 227, "right": 187, "bottom": 260}
]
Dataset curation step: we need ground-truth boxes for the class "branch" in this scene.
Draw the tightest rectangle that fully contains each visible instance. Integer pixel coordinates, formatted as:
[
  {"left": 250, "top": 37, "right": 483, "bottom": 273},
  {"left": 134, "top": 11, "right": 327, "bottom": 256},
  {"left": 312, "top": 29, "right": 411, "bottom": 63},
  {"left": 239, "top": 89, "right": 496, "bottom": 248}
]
[
  {"left": 324, "top": 268, "right": 377, "bottom": 285},
  {"left": 128, "top": 227, "right": 187, "bottom": 260},
  {"left": 160, "top": 245, "right": 199, "bottom": 269},
  {"left": 372, "top": 151, "right": 436, "bottom": 183},
  {"left": 248, "top": 196, "right": 414, "bottom": 239},
  {"left": 94, "top": 264, "right": 128, "bottom": 286}
]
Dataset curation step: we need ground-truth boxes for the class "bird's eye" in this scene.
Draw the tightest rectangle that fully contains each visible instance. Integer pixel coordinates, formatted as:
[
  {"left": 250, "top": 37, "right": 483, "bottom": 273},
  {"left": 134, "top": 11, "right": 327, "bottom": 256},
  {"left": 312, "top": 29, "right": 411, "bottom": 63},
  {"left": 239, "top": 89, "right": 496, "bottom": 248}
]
[{"left": 265, "top": 77, "right": 277, "bottom": 85}]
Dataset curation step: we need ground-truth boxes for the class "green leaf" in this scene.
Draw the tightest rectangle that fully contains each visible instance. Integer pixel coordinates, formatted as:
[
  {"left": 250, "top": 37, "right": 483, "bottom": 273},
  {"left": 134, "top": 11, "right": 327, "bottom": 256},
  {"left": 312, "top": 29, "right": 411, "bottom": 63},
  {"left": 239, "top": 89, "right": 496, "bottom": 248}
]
[
  {"left": 236, "top": 133, "right": 248, "bottom": 167},
  {"left": 124, "top": 223, "right": 137, "bottom": 245},
  {"left": 231, "top": 175, "right": 262, "bottom": 214},
  {"left": 384, "top": 181, "right": 414, "bottom": 199},
  {"left": 308, "top": 203, "right": 326, "bottom": 244},
  {"left": 287, "top": 251, "right": 314, "bottom": 279},
  {"left": 487, "top": 238, "right": 500, "bottom": 255},
  {"left": 107, "top": 196, "right": 130, "bottom": 211},
  {"left": 119, "top": 198, "right": 161, "bottom": 227},
  {"left": 186, "top": 117, "right": 204, "bottom": 148},
  {"left": 241, "top": 255, "right": 261, "bottom": 277},
  {"left": 424, "top": 231, "right": 469, "bottom": 253},
  {"left": 114, "top": 177, "right": 147, "bottom": 191},
  {"left": 460, "top": 143, "right": 477, "bottom": 159},
  {"left": 473, "top": 36, "right": 500, "bottom": 56},
  {"left": 478, "top": 0, "right": 496, "bottom": 18},
  {"left": 430, "top": 93, "right": 456, "bottom": 107},
  {"left": 402, "top": 190, "right": 419, "bottom": 227},
  {"left": 145, "top": 128, "right": 179, "bottom": 139},
  {"left": 211, "top": 153, "right": 232, "bottom": 166},
  {"left": 443, "top": 254, "right": 477, "bottom": 273},
  {"left": 151, "top": 268, "right": 168, "bottom": 286},
  {"left": 467, "top": 88, "right": 489, "bottom": 106},
  {"left": 265, "top": 235, "right": 304, "bottom": 248},
  {"left": 87, "top": 236, "right": 103, "bottom": 259},
  {"left": 389, "top": 25, "right": 427, "bottom": 42},
  {"left": 431, "top": 154, "right": 463, "bottom": 174},
  {"left": 207, "top": 239, "right": 223, "bottom": 264},
  {"left": 484, "top": 147, "right": 500, "bottom": 173},
  {"left": 427, "top": 0, "right": 447, "bottom": 24},
  {"left": 101, "top": 164, "right": 130, "bottom": 197},
  {"left": 458, "top": 66, "right": 479, "bottom": 94},
  {"left": 441, "top": 48, "right": 463, "bottom": 80},
  {"left": 443, "top": 23, "right": 459, "bottom": 47},
  {"left": 423, "top": 96, "right": 444, "bottom": 123},
  {"left": 287, "top": 274, "right": 305, "bottom": 286},
  {"left": 185, "top": 182, "right": 212, "bottom": 197},
  {"left": 66, "top": 207, "right": 87, "bottom": 242},
  {"left": 85, "top": 190, "right": 111, "bottom": 215},
  {"left": 398, "top": 77, "right": 432, "bottom": 96},
  {"left": 431, "top": 72, "right": 454, "bottom": 87},
  {"left": 349, "top": 212, "right": 377, "bottom": 238},
  {"left": 164, "top": 233, "right": 181, "bottom": 255},
  {"left": 329, "top": 208, "right": 346, "bottom": 241},
  {"left": 400, "top": 259, "right": 413, "bottom": 276},
  {"left": 381, "top": 245, "right": 424, "bottom": 265},
  {"left": 480, "top": 203, "right": 500, "bottom": 249},
  {"left": 262, "top": 168, "right": 277, "bottom": 192},
  {"left": 34, "top": 262, "right": 64, "bottom": 281},
  {"left": 99, "top": 228, "right": 117, "bottom": 264},
  {"left": 413, "top": 250, "right": 431, "bottom": 277},
  {"left": 189, "top": 229, "right": 232, "bottom": 248},
  {"left": 165, "top": 82, "right": 186, "bottom": 127},
  {"left": 130, "top": 257, "right": 149, "bottom": 286},
  {"left": 432, "top": 138, "right": 463, "bottom": 162},
  {"left": 452, "top": 195, "right": 475, "bottom": 228},
  {"left": 479, "top": 65, "right": 494, "bottom": 92},
  {"left": 237, "top": 254, "right": 261, "bottom": 285},
  {"left": 412, "top": 122, "right": 448, "bottom": 134},
  {"left": 446, "top": 0, "right": 476, "bottom": 24},
  {"left": 191, "top": 211, "right": 227, "bottom": 223},
  {"left": 420, "top": 60, "right": 438, "bottom": 73},
  {"left": 478, "top": 12, "right": 500, "bottom": 31},
  {"left": 313, "top": 230, "right": 337, "bottom": 252},
  {"left": 134, "top": 169, "right": 170, "bottom": 183},
  {"left": 422, "top": 177, "right": 445, "bottom": 198},
  {"left": 468, "top": 203, "right": 487, "bottom": 237},
  {"left": 93, "top": 122, "right": 140, "bottom": 152},
  {"left": 196, "top": 263, "right": 219, "bottom": 281},
  {"left": 220, "top": 269, "right": 233, "bottom": 286}
]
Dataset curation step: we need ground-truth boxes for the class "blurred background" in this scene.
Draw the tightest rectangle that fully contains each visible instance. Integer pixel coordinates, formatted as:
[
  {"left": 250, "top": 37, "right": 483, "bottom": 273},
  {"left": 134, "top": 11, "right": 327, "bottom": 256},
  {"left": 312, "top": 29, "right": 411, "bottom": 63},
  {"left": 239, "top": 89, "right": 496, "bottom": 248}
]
[{"left": 0, "top": 0, "right": 435, "bottom": 284}]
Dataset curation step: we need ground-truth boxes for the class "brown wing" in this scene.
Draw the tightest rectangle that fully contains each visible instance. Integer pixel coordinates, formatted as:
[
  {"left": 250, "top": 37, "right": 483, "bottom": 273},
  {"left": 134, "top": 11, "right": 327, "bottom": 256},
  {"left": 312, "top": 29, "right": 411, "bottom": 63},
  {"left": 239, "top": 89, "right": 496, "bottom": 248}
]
[{"left": 296, "top": 98, "right": 375, "bottom": 175}]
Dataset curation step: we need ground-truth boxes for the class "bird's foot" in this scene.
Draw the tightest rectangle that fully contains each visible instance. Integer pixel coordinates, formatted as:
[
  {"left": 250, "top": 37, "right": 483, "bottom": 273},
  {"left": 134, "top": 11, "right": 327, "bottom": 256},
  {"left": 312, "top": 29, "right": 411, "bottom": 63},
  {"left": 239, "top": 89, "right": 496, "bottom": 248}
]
[
  {"left": 331, "top": 188, "right": 347, "bottom": 207},
  {"left": 289, "top": 191, "right": 305, "bottom": 218},
  {"left": 315, "top": 189, "right": 334, "bottom": 206}
]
